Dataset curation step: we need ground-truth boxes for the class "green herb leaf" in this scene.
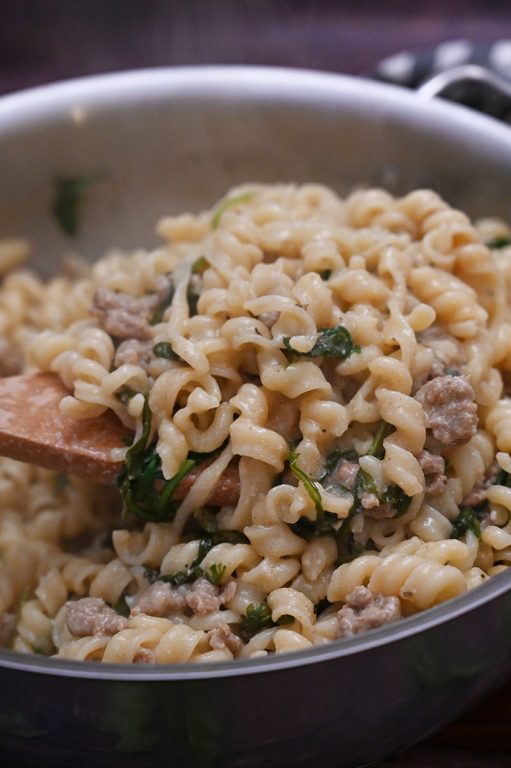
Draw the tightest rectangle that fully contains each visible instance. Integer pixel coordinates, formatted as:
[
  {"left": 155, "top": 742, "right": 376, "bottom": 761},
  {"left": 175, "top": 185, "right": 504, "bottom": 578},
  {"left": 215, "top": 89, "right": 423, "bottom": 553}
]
[
  {"left": 486, "top": 236, "right": 511, "bottom": 249},
  {"left": 319, "top": 269, "right": 332, "bottom": 280},
  {"left": 161, "top": 537, "right": 214, "bottom": 586},
  {"left": 209, "top": 563, "right": 227, "bottom": 586},
  {"left": 283, "top": 324, "right": 360, "bottom": 361},
  {"left": 288, "top": 448, "right": 323, "bottom": 516},
  {"left": 380, "top": 484, "right": 411, "bottom": 517},
  {"left": 150, "top": 280, "right": 175, "bottom": 325},
  {"left": 192, "top": 256, "right": 209, "bottom": 275},
  {"left": 211, "top": 192, "right": 254, "bottom": 229},
  {"left": 52, "top": 172, "right": 105, "bottom": 237},
  {"left": 117, "top": 398, "right": 197, "bottom": 521},
  {"left": 451, "top": 508, "right": 481, "bottom": 540},
  {"left": 240, "top": 603, "right": 274, "bottom": 636},
  {"left": 113, "top": 595, "right": 130, "bottom": 617},
  {"left": 367, "top": 421, "right": 392, "bottom": 458},
  {"left": 153, "top": 341, "right": 179, "bottom": 360}
]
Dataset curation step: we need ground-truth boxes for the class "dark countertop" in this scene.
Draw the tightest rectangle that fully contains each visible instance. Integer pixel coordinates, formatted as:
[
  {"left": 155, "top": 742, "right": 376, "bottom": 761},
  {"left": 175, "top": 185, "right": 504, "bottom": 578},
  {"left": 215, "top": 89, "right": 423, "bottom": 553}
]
[{"left": 2, "top": 1, "right": 511, "bottom": 765}]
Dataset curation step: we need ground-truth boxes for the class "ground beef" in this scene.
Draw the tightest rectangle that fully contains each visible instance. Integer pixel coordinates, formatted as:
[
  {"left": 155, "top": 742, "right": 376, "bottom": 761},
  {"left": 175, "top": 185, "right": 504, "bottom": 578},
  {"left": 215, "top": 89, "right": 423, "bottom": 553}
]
[
  {"left": 114, "top": 339, "right": 155, "bottom": 370},
  {"left": 0, "top": 339, "right": 24, "bottom": 376},
  {"left": 418, "top": 450, "right": 447, "bottom": 496},
  {"left": 132, "top": 581, "right": 186, "bottom": 616},
  {"left": 185, "top": 579, "right": 236, "bottom": 616},
  {"left": 92, "top": 276, "right": 173, "bottom": 341},
  {"left": 361, "top": 495, "right": 395, "bottom": 519},
  {"left": 91, "top": 288, "right": 155, "bottom": 340},
  {"left": 414, "top": 375, "right": 478, "bottom": 449},
  {"left": 462, "top": 461, "right": 501, "bottom": 507},
  {"left": 335, "top": 460, "right": 359, "bottom": 491},
  {"left": 337, "top": 586, "right": 401, "bottom": 638},
  {"left": 65, "top": 597, "right": 129, "bottom": 637},
  {"left": 208, "top": 623, "right": 242, "bottom": 653}
]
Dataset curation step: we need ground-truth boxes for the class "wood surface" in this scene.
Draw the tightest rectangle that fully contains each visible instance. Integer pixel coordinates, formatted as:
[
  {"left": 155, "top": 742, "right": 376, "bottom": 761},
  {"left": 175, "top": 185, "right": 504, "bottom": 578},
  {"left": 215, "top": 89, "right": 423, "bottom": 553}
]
[{"left": 2, "top": 1, "right": 511, "bottom": 764}]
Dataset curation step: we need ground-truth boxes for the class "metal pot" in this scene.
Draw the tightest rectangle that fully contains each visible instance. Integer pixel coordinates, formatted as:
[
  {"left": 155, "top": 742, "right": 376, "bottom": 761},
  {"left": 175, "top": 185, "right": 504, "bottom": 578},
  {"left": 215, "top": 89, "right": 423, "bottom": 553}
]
[{"left": 1, "top": 67, "right": 511, "bottom": 768}]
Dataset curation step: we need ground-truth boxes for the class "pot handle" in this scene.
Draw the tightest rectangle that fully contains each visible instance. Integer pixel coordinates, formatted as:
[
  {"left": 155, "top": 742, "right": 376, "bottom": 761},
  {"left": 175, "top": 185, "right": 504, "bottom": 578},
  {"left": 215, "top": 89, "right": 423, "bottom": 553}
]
[{"left": 416, "top": 63, "right": 511, "bottom": 110}]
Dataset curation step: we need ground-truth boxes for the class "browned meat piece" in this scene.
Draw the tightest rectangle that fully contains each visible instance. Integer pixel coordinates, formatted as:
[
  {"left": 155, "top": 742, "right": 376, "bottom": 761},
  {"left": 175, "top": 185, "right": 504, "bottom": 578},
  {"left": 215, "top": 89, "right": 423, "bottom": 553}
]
[
  {"left": 91, "top": 288, "right": 156, "bottom": 340},
  {"left": 336, "top": 460, "right": 359, "bottom": 491},
  {"left": 415, "top": 375, "right": 478, "bottom": 449},
  {"left": 132, "top": 581, "right": 186, "bottom": 617},
  {"left": 114, "top": 339, "right": 154, "bottom": 370},
  {"left": 337, "top": 586, "right": 401, "bottom": 638},
  {"left": 462, "top": 482, "right": 487, "bottom": 507},
  {"left": 0, "top": 612, "right": 15, "bottom": 646},
  {"left": 185, "top": 578, "right": 236, "bottom": 616},
  {"left": 208, "top": 623, "right": 242, "bottom": 653},
  {"left": 0, "top": 339, "right": 24, "bottom": 377},
  {"left": 360, "top": 492, "right": 380, "bottom": 510},
  {"left": 65, "top": 597, "right": 129, "bottom": 637},
  {"left": 418, "top": 450, "right": 447, "bottom": 496},
  {"left": 361, "top": 496, "right": 395, "bottom": 519}
]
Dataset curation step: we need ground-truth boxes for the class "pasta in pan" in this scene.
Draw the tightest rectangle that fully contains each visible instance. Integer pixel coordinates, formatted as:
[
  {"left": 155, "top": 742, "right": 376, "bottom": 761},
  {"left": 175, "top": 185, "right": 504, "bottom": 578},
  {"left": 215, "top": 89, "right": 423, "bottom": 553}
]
[{"left": 1, "top": 182, "right": 511, "bottom": 663}]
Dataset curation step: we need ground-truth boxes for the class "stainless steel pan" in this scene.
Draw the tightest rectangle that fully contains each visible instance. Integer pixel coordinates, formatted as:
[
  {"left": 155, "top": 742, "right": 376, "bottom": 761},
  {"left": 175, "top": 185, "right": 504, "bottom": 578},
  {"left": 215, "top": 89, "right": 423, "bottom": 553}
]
[{"left": 1, "top": 67, "right": 511, "bottom": 768}]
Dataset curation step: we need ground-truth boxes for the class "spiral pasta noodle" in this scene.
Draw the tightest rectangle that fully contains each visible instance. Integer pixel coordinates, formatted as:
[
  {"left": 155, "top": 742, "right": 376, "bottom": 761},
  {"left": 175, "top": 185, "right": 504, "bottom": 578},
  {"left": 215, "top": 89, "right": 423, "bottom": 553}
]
[{"left": 0, "top": 182, "right": 510, "bottom": 661}]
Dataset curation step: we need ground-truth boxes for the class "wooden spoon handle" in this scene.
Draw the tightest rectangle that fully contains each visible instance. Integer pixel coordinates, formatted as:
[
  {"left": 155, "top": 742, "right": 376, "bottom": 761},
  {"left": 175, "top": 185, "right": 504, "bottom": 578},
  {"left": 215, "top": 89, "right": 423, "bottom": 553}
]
[
  {"left": 0, "top": 372, "right": 129, "bottom": 484},
  {"left": 0, "top": 373, "right": 242, "bottom": 505}
]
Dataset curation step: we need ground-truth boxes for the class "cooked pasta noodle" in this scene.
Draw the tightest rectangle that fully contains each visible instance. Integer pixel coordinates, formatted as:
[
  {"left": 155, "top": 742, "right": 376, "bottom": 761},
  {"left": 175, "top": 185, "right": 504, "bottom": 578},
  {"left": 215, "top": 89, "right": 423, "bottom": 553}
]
[{"left": 0, "top": 183, "right": 511, "bottom": 662}]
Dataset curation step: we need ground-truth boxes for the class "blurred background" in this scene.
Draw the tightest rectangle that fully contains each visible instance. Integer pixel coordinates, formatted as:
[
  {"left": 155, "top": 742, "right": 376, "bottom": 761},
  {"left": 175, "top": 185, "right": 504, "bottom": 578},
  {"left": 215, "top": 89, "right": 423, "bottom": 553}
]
[{"left": 3, "top": 0, "right": 511, "bottom": 96}]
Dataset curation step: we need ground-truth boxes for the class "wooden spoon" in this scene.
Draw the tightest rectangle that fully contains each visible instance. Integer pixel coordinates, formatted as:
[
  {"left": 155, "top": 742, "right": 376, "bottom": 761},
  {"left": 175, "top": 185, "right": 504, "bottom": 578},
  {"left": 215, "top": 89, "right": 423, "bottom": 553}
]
[{"left": 0, "top": 372, "right": 240, "bottom": 503}]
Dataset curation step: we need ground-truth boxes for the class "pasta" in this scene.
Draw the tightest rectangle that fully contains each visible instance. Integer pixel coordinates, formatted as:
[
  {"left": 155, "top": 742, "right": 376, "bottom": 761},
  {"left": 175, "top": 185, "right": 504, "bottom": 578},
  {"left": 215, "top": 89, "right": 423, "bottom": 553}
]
[{"left": 1, "top": 182, "right": 511, "bottom": 663}]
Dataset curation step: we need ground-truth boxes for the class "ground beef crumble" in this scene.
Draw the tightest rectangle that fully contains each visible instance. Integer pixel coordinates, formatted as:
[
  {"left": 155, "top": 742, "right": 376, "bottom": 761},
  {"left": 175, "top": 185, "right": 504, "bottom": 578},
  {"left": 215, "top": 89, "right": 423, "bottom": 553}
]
[
  {"left": 208, "top": 623, "right": 242, "bottom": 653},
  {"left": 132, "top": 581, "right": 187, "bottom": 616},
  {"left": 337, "top": 586, "right": 401, "bottom": 638},
  {"left": 418, "top": 450, "right": 447, "bottom": 496},
  {"left": 185, "top": 579, "right": 236, "bottom": 616},
  {"left": 65, "top": 597, "right": 129, "bottom": 637},
  {"left": 415, "top": 375, "right": 478, "bottom": 449}
]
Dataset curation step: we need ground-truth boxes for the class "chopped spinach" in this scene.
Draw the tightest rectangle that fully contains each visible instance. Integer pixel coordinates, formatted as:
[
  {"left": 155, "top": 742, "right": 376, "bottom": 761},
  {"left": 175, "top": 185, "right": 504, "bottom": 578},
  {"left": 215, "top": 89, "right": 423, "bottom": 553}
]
[
  {"left": 187, "top": 281, "right": 201, "bottom": 317},
  {"left": 150, "top": 280, "right": 175, "bottom": 325},
  {"left": 380, "top": 484, "right": 411, "bottom": 517},
  {"left": 153, "top": 341, "right": 180, "bottom": 361},
  {"left": 113, "top": 595, "right": 130, "bottom": 617},
  {"left": 367, "top": 420, "right": 393, "bottom": 459},
  {"left": 209, "top": 563, "right": 227, "bottom": 586},
  {"left": 320, "top": 269, "right": 332, "bottom": 280},
  {"left": 117, "top": 398, "right": 196, "bottom": 521},
  {"left": 211, "top": 192, "right": 254, "bottom": 229},
  {"left": 192, "top": 507, "right": 249, "bottom": 545},
  {"left": 486, "top": 236, "right": 511, "bottom": 249},
  {"left": 52, "top": 172, "right": 105, "bottom": 237},
  {"left": 240, "top": 602, "right": 293, "bottom": 638},
  {"left": 161, "top": 537, "right": 214, "bottom": 586},
  {"left": 192, "top": 256, "right": 209, "bottom": 275},
  {"left": 288, "top": 449, "right": 323, "bottom": 516},
  {"left": 450, "top": 508, "right": 481, "bottom": 540},
  {"left": 283, "top": 324, "right": 360, "bottom": 361}
]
